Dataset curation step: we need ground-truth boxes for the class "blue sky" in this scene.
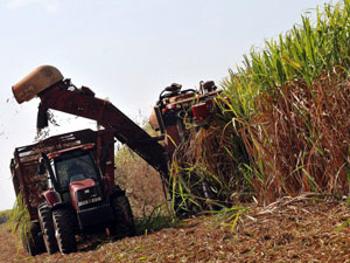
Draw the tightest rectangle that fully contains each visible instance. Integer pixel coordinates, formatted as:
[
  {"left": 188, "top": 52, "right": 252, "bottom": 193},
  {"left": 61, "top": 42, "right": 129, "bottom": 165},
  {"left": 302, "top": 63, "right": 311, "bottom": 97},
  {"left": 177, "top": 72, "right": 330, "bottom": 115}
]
[{"left": 0, "top": 0, "right": 328, "bottom": 210}]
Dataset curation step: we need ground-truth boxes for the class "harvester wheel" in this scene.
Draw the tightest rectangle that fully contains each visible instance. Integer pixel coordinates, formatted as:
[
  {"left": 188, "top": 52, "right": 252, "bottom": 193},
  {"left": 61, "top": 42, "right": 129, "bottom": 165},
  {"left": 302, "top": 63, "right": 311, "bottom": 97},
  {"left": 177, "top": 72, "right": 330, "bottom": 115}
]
[
  {"left": 52, "top": 208, "right": 77, "bottom": 254},
  {"left": 22, "top": 221, "right": 45, "bottom": 256},
  {"left": 111, "top": 195, "right": 135, "bottom": 237},
  {"left": 38, "top": 203, "right": 58, "bottom": 254}
]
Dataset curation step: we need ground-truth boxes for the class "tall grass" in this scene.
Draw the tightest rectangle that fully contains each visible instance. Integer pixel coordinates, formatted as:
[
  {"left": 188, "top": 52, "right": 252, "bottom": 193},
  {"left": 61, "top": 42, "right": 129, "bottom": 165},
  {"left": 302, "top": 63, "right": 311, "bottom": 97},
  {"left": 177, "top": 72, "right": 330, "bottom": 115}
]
[
  {"left": 170, "top": 0, "right": 350, "bottom": 212},
  {"left": 169, "top": 116, "right": 250, "bottom": 215},
  {"left": 223, "top": 0, "right": 350, "bottom": 118},
  {"left": 221, "top": 0, "right": 350, "bottom": 202},
  {"left": 8, "top": 194, "right": 31, "bottom": 242}
]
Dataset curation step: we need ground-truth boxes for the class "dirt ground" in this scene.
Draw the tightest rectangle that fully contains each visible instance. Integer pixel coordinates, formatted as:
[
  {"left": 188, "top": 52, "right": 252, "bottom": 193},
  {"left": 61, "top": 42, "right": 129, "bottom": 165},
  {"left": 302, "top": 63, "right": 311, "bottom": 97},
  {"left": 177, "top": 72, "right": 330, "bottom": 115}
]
[{"left": 1, "top": 194, "right": 350, "bottom": 263}]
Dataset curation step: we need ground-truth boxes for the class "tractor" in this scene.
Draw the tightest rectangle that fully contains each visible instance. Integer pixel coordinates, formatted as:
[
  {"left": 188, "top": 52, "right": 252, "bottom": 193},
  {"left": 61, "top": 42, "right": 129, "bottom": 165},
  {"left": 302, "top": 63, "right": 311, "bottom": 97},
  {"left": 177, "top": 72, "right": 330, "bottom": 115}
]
[
  {"left": 11, "top": 129, "right": 134, "bottom": 255},
  {"left": 10, "top": 65, "right": 220, "bottom": 255}
]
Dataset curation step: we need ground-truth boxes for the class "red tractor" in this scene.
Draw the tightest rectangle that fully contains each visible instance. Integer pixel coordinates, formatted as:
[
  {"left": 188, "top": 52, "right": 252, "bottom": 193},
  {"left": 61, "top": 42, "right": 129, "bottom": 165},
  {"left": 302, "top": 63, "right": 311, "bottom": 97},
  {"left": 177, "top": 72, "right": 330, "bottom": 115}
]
[{"left": 11, "top": 129, "right": 135, "bottom": 255}]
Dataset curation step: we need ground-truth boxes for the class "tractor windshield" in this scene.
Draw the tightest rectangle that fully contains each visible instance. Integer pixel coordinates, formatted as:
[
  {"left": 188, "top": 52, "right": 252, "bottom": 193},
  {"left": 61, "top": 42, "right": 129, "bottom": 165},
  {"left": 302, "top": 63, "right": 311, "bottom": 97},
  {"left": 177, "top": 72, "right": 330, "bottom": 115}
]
[{"left": 54, "top": 151, "right": 99, "bottom": 191}]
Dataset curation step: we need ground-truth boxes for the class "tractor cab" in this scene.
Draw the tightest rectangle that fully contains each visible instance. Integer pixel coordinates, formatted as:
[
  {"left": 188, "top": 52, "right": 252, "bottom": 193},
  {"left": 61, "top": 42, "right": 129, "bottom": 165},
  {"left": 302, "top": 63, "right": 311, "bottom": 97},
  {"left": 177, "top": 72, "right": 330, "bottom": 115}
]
[
  {"left": 48, "top": 144, "right": 99, "bottom": 188},
  {"left": 40, "top": 144, "right": 104, "bottom": 211}
]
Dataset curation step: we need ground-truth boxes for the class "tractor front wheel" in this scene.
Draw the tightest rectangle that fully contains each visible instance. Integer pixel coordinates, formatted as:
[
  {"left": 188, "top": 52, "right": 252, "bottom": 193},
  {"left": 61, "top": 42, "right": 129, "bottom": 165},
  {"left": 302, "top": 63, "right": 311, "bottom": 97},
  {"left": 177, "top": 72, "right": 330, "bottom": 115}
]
[
  {"left": 52, "top": 208, "right": 77, "bottom": 254},
  {"left": 111, "top": 195, "right": 135, "bottom": 238}
]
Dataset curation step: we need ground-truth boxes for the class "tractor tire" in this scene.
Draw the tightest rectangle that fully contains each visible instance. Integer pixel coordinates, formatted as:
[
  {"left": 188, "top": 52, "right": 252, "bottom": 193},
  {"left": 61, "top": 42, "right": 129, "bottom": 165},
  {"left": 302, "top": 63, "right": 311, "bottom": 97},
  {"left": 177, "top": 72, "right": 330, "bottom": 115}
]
[
  {"left": 38, "top": 203, "right": 58, "bottom": 254},
  {"left": 52, "top": 208, "right": 77, "bottom": 254},
  {"left": 22, "top": 221, "right": 45, "bottom": 256},
  {"left": 111, "top": 195, "right": 135, "bottom": 238}
]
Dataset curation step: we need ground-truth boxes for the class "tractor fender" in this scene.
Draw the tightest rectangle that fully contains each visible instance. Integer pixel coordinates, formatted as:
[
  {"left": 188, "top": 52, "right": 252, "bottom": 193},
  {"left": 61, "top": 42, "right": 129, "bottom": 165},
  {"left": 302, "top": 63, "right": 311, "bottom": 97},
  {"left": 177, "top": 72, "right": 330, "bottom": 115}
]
[{"left": 42, "top": 189, "right": 62, "bottom": 208}]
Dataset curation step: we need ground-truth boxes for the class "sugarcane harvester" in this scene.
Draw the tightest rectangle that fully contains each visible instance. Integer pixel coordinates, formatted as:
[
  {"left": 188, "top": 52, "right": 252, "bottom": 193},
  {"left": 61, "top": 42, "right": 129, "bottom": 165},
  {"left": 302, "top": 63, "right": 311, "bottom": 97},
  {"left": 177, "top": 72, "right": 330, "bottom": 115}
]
[{"left": 10, "top": 65, "right": 219, "bottom": 256}]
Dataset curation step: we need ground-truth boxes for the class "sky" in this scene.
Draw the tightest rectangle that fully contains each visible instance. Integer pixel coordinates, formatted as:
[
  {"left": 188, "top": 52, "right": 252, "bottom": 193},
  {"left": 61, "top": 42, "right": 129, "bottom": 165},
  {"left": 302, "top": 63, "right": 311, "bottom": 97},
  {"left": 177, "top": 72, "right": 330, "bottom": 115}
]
[{"left": 0, "top": 0, "right": 329, "bottom": 210}]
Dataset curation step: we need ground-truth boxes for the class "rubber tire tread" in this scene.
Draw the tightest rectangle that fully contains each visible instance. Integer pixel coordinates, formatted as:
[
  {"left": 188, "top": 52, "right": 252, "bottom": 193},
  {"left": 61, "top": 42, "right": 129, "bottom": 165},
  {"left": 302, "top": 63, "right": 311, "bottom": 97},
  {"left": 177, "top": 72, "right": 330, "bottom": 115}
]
[
  {"left": 38, "top": 203, "right": 58, "bottom": 254},
  {"left": 52, "top": 208, "right": 77, "bottom": 254},
  {"left": 22, "top": 221, "right": 45, "bottom": 256},
  {"left": 111, "top": 195, "right": 135, "bottom": 237}
]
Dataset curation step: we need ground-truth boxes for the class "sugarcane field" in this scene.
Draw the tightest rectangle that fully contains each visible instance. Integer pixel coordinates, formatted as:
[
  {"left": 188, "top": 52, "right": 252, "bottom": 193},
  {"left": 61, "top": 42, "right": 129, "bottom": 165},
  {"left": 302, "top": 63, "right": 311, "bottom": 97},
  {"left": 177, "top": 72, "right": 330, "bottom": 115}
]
[{"left": 1, "top": 0, "right": 350, "bottom": 262}]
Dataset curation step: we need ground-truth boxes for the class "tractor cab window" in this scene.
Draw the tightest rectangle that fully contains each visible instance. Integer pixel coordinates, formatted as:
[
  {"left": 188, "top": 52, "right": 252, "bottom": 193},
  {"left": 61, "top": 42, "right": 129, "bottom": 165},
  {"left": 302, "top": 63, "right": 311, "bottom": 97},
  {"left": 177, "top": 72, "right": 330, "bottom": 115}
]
[{"left": 54, "top": 151, "right": 99, "bottom": 191}]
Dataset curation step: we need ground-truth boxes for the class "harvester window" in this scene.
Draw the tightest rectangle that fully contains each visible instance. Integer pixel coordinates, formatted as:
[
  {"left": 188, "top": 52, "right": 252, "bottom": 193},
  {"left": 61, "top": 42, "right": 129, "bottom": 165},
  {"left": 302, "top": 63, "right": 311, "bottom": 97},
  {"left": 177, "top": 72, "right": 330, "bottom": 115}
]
[{"left": 54, "top": 152, "right": 99, "bottom": 191}]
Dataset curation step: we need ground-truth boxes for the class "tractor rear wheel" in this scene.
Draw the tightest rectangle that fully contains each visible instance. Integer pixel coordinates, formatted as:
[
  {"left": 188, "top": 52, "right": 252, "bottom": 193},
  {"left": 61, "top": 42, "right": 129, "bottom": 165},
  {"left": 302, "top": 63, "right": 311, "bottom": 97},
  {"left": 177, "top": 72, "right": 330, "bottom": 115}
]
[
  {"left": 22, "top": 221, "right": 45, "bottom": 256},
  {"left": 111, "top": 195, "right": 135, "bottom": 238},
  {"left": 52, "top": 208, "right": 77, "bottom": 254},
  {"left": 38, "top": 203, "right": 58, "bottom": 254}
]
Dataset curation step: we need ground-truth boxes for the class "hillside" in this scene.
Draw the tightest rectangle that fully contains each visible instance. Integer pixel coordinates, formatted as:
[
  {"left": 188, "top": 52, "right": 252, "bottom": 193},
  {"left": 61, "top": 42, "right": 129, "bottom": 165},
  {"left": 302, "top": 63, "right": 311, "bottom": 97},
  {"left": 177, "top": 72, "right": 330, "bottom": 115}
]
[{"left": 1, "top": 196, "right": 349, "bottom": 262}]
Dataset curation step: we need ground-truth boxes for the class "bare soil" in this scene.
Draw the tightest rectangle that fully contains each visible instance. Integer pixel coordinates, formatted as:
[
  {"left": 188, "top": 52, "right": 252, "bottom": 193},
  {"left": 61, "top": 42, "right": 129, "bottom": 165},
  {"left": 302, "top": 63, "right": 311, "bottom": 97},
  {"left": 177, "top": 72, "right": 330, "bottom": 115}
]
[{"left": 1, "top": 195, "right": 350, "bottom": 263}]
